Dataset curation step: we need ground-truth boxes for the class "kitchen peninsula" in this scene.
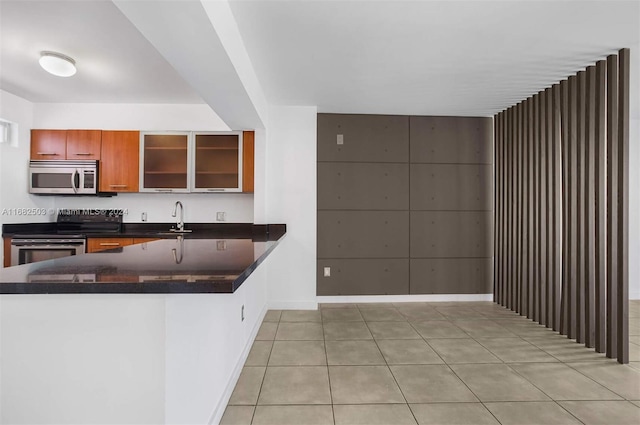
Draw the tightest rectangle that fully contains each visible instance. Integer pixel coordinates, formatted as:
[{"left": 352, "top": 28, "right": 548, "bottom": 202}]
[{"left": 0, "top": 222, "right": 287, "bottom": 424}]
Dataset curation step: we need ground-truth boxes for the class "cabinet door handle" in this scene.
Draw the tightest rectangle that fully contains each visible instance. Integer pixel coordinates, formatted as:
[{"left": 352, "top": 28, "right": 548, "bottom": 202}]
[
  {"left": 73, "top": 152, "right": 93, "bottom": 156},
  {"left": 36, "top": 152, "right": 58, "bottom": 155},
  {"left": 155, "top": 189, "right": 173, "bottom": 192},
  {"left": 99, "top": 242, "right": 120, "bottom": 246},
  {"left": 109, "top": 184, "right": 128, "bottom": 188},
  {"left": 206, "top": 189, "right": 225, "bottom": 192}
]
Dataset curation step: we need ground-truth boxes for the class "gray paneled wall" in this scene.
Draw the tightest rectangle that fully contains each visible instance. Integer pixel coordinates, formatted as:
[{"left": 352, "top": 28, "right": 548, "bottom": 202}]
[
  {"left": 317, "top": 114, "right": 494, "bottom": 296},
  {"left": 494, "top": 49, "right": 630, "bottom": 364}
]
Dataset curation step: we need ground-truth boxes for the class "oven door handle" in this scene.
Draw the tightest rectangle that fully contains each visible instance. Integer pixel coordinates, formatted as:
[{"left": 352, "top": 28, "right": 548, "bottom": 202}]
[{"left": 71, "top": 170, "right": 79, "bottom": 193}]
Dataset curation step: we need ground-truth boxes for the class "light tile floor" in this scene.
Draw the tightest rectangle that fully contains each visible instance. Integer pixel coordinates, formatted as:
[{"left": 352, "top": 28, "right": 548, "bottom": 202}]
[{"left": 222, "top": 301, "right": 640, "bottom": 425}]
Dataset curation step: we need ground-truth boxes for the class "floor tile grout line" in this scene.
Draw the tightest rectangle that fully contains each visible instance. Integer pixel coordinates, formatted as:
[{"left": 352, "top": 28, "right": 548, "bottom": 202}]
[
  {"left": 406, "top": 313, "right": 496, "bottom": 406},
  {"left": 359, "top": 314, "right": 420, "bottom": 425},
  {"left": 549, "top": 400, "right": 595, "bottom": 425},
  {"left": 476, "top": 401, "right": 505, "bottom": 425},
  {"left": 523, "top": 336, "right": 616, "bottom": 364},
  {"left": 250, "top": 316, "right": 280, "bottom": 423},
  {"left": 561, "top": 361, "right": 635, "bottom": 401},
  {"left": 406, "top": 316, "right": 507, "bottom": 365},
  {"left": 472, "top": 333, "right": 558, "bottom": 363},
  {"left": 320, "top": 313, "right": 336, "bottom": 425}
]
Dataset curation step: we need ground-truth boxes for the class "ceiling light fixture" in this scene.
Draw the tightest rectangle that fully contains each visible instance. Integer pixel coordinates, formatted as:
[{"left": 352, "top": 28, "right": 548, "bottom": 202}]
[{"left": 39, "top": 51, "right": 76, "bottom": 77}]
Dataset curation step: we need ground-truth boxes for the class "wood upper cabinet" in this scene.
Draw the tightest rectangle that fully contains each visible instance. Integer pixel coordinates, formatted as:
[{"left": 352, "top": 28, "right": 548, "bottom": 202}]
[
  {"left": 242, "top": 131, "right": 255, "bottom": 193},
  {"left": 30, "top": 130, "right": 66, "bottom": 159},
  {"left": 100, "top": 131, "right": 140, "bottom": 192},
  {"left": 31, "top": 129, "right": 102, "bottom": 160},
  {"left": 66, "top": 130, "right": 102, "bottom": 160}
]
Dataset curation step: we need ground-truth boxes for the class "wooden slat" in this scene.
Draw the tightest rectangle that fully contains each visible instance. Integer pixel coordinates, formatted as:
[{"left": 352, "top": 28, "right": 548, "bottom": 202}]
[
  {"left": 606, "top": 54, "right": 619, "bottom": 359},
  {"left": 510, "top": 106, "right": 517, "bottom": 310},
  {"left": 585, "top": 66, "right": 597, "bottom": 348},
  {"left": 568, "top": 75, "right": 578, "bottom": 340},
  {"left": 522, "top": 98, "right": 529, "bottom": 317},
  {"left": 528, "top": 96, "right": 535, "bottom": 318},
  {"left": 576, "top": 70, "right": 586, "bottom": 344},
  {"left": 594, "top": 60, "right": 607, "bottom": 353},
  {"left": 617, "top": 48, "right": 629, "bottom": 364},
  {"left": 552, "top": 84, "right": 563, "bottom": 331},
  {"left": 511, "top": 105, "right": 517, "bottom": 311},
  {"left": 518, "top": 102, "right": 527, "bottom": 315},
  {"left": 539, "top": 89, "right": 548, "bottom": 326},
  {"left": 549, "top": 86, "right": 560, "bottom": 330},
  {"left": 516, "top": 102, "right": 522, "bottom": 313},
  {"left": 502, "top": 109, "right": 512, "bottom": 308},
  {"left": 560, "top": 80, "right": 570, "bottom": 335},
  {"left": 502, "top": 111, "right": 508, "bottom": 307},
  {"left": 545, "top": 87, "right": 554, "bottom": 327},
  {"left": 532, "top": 94, "right": 540, "bottom": 322},
  {"left": 494, "top": 114, "right": 500, "bottom": 303}
]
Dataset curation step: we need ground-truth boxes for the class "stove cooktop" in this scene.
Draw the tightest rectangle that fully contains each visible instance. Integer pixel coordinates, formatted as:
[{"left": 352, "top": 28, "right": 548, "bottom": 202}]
[{"left": 56, "top": 209, "right": 123, "bottom": 234}]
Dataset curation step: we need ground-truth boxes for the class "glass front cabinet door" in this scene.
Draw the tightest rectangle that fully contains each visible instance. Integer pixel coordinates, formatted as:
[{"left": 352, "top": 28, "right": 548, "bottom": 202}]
[
  {"left": 139, "top": 131, "right": 242, "bottom": 193},
  {"left": 140, "top": 132, "right": 190, "bottom": 192},
  {"left": 192, "top": 132, "right": 242, "bottom": 192}
]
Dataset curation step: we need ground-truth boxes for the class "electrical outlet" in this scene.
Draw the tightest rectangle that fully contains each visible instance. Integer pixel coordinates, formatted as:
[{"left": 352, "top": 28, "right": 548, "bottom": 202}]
[
  {"left": 336, "top": 134, "right": 344, "bottom": 145},
  {"left": 217, "top": 240, "right": 227, "bottom": 251},
  {"left": 323, "top": 267, "right": 331, "bottom": 277},
  {"left": 216, "top": 211, "right": 226, "bottom": 221},
  {"left": 141, "top": 212, "right": 147, "bottom": 222},
  {"left": 241, "top": 305, "right": 245, "bottom": 322}
]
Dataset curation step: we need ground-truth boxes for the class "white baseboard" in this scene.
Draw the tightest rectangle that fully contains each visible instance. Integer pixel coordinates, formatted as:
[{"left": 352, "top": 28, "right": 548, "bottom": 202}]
[
  {"left": 268, "top": 300, "right": 319, "bottom": 310},
  {"left": 208, "top": 304, "right": 267, "bottom": 425},
  {"left": 317, "top": 294, "right": 494, "bottom": 303},
  {"left": 630, "top": 291, "right": 640, "bottom": 300}
]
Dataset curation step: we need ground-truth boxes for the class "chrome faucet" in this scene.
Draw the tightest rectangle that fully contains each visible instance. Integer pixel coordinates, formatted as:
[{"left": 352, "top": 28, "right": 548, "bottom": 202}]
[{"left": 172, "top": 201, "right": 184, "bottom": 232}]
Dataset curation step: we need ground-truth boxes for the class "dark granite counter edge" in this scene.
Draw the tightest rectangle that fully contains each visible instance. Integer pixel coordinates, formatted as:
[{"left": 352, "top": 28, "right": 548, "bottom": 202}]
[
  {"left": 0, "top": 224, "right": 286, "bottom": 295},
  {"left": 3, "top": 223, "right": 286, "bottom": 240}
]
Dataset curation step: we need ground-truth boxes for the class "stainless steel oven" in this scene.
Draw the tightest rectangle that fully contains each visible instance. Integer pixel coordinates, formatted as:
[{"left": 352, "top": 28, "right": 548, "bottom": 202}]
[
  {"left": 11, "top": 235, "right": 86, "bottom": 266},
  {"left": 29, "top": 160, "right": 98, "bottom": 195}
]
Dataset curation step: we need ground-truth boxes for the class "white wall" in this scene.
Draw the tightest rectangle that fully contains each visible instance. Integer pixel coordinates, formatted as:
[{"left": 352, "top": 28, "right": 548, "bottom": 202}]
[
  {"left": 55, "top": 193, "right": 254, "bottom": 224},
  {"left": 0, "top": 91, "right": 55, "bottom": 265},
  {"left": 32, "top": 103, "right": 230, "bottom": 131},
  {"left": 0, "top": 91, "right": 55, "bottom": 223},
  {"left": 262, "top": 106, "right": 317, "bottom": 309},
  {"left": 30, "top": 103, "right": 254, "bottom": 223}
]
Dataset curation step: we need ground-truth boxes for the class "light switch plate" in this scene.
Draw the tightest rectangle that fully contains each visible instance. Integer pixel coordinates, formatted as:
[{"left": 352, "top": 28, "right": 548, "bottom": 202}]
[
  {"left": 337, "top": 134, "right": 344, "bottom": 145},
  {"left": 216, "top": 211, "right": 226, "bottom": 221},
  {"left": 323, "top": 267, "right": 331, "bottom": 277}
]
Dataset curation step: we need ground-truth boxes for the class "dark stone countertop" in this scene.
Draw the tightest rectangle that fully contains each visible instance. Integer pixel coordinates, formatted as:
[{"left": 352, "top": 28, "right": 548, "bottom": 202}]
[
  {"left": 2, "top": 222, "right": 283, "bottom": 239},
  {"left": 0, "top": 223, "right": 285, "bottom": 294}
]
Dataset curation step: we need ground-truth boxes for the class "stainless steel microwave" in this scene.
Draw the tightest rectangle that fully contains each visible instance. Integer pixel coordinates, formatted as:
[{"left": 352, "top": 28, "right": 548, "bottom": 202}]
[{"left": 29, "top": 160, "right": 98, "bottom": 195}]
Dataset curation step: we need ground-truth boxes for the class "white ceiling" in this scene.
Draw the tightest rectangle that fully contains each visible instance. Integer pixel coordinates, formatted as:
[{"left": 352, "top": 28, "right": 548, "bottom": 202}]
[
  {"left": 229, "top": 0, "right": 640, "bottom": 116},
  {"left": 0, "top": 0, "right": 637, "bottom": 118},
  {"left": 0, "top": 0, "right": 203, "bottom": 104}
]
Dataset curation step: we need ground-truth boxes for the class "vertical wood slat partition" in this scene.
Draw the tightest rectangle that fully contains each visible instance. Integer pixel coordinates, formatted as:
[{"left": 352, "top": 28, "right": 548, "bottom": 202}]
[{"left": 493, "top": 49, "right": 630, "bottom": 364}]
